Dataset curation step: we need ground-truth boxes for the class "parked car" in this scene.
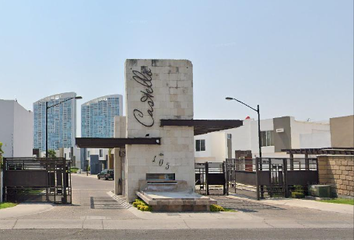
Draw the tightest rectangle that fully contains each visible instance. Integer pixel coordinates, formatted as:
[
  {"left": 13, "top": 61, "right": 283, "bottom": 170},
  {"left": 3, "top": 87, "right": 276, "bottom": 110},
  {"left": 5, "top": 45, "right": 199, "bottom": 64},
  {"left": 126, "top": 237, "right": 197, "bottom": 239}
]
[{"left": 97, "top": 169, "right": 114, "bottom": 180}]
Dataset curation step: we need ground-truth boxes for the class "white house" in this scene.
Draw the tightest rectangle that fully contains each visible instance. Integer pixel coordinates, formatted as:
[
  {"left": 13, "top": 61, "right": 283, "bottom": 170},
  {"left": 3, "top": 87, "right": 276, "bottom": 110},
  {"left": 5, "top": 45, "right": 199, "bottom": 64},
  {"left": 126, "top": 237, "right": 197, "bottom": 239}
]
[
  {"left": 0, "top": 100, "right": 33, "bottom": 158},
  {"left": 194, "top": 116, "right": 331, "bottom": 163}
]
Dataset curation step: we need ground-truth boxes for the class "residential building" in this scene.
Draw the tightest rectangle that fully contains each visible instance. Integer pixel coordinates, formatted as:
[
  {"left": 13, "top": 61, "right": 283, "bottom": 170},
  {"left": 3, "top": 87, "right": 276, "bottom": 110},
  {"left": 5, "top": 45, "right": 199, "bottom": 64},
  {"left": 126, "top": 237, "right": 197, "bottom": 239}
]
[
  {"left": 81, "top": 94, "right": 123, "bottom": 138},
  {"left": 33, "top": 92, "right": 78, "bottom": 152},
  {"left": 0, "top": 99, "right": 33, "bottom": 157},
  {"left": 81, "top": 94, "right": 123, "bottom": 173},
  {"left": 195, "top": 116, "right": 331, "bottom": 163},
  {"left": 330, "top": 115, "right": 354, "bottom": 148}
]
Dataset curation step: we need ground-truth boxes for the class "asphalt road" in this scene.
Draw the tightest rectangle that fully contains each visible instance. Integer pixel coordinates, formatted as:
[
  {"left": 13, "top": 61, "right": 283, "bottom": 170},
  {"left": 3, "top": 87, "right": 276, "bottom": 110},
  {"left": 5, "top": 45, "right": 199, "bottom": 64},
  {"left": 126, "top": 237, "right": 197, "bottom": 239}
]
[{"left": 0, "top": 229, "right": 353, "bottom": 240}]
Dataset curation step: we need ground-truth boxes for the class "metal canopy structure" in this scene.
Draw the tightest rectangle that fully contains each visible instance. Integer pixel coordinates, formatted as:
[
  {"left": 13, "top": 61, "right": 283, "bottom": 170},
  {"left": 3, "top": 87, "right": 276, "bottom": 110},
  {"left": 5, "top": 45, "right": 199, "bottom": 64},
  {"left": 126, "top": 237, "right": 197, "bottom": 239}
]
[
  {"left": 160, "top": 119, "right": 243, "bottom": 135},
  {"left": 282, "top": 147, "right": 354, "bottom": 155},
  {"left": 75, "top": 137, "right": 161, "bottom": 148},
  {"left": 76, "top": 119, "right": 242, "bottom": 148}
]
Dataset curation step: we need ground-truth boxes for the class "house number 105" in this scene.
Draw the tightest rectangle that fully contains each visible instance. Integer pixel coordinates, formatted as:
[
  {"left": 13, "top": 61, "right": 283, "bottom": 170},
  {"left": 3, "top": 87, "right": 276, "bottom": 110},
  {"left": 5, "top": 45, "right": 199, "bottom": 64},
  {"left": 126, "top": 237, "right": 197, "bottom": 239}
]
[{"left": 152, "top": 155, "right": 170, "bottom": 170}]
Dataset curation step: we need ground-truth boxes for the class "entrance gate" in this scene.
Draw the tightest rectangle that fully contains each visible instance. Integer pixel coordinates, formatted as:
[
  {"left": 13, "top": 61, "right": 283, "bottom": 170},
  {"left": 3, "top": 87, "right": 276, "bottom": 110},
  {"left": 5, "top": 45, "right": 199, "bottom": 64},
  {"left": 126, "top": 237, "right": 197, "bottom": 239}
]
[
  {"left": 3, "top": 157, "right": 72, "bottom": 204},
  {"left": 195, "top": 162, "right": 227, "bottom": 195},
  {"left": 226, "top": 157, "right": 319, "bottom": 199}
]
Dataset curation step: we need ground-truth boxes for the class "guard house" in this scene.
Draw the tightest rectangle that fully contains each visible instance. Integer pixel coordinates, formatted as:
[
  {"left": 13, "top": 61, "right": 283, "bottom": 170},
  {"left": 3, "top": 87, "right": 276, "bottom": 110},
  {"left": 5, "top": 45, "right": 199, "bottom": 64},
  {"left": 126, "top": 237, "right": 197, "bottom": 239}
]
[{"left": 77, "top": 59, "right": 242, "bottom": 211}]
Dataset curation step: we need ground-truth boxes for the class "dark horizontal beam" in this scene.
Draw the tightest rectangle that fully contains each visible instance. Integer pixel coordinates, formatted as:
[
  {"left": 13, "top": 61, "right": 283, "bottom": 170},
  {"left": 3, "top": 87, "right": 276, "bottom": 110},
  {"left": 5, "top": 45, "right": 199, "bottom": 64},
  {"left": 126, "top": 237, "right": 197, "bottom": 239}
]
[
  {"left": 76, "top": 137, "right": 161, "bottom": 148},
  {"left": 160, "top": 119, "right": 243, "bottom": 135},
  {"left": 161, "top": 119, "right": 242, "bottom": 127}
]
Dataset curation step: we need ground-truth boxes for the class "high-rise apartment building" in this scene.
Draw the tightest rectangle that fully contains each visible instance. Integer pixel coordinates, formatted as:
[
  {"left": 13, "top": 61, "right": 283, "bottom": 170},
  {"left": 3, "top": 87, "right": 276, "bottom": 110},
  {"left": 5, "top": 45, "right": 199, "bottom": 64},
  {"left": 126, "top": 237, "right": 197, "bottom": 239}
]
[
  {"left": 81, "top": 94, "right": 123, "bottom": 138},
  {"left": 33, "top": 92, "right": 78, "bottom": 151},
  {"left": 80, "top": 94, "right": 122, "bottom": 173}
]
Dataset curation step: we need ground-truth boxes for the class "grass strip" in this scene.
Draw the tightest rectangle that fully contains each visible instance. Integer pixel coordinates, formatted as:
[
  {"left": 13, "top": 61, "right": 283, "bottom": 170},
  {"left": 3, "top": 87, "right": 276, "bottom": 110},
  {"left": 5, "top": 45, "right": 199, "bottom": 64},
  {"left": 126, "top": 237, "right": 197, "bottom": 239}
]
[
  {"left": 318, "top": 198, "right": 354, "bottom": 205},
  {"left": 0, "top": 202, "right": 17, "bottom": 209}
]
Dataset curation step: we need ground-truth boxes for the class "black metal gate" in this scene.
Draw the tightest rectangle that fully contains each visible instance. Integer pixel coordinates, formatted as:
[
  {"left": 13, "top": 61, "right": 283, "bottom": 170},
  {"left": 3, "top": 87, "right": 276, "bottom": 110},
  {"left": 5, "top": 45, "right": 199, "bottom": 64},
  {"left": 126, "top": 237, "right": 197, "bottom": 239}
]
[
  {"left": 195, "top": 162, "right": 227, "bottom": 195},
  {"left": 225, "top": 157, "right": 319, "bottom": 200},
  {"left": 3, "top": 157, "right": 72, "bottom": 204}
]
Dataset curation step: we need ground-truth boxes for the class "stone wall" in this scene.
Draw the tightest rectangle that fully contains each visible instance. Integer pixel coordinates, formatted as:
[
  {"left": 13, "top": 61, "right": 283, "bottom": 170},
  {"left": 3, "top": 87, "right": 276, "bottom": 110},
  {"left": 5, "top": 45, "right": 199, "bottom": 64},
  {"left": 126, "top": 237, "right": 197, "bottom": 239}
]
[
  {"left": 124, "top": 59, "right": 194, "bottom": 202},
  {"left": 318, "top": 155, "right": 354, "bottom": 197}
]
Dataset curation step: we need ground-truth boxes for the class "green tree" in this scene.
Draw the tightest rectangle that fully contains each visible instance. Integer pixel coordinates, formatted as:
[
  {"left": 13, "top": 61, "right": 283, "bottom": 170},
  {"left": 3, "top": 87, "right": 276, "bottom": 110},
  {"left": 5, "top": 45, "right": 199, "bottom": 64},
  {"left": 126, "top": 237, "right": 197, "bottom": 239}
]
[{"left": 47, "top": 149, "right": 56, "bottom": 159}]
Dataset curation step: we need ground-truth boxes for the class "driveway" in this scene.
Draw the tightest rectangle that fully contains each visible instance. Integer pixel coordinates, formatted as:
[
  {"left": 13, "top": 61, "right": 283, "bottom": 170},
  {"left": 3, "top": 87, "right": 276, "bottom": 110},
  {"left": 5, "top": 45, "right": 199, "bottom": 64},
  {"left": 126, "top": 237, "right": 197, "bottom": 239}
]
[
  {"left": 0, "top": 175, "right": 352, "bottom": 231},
  {"left": 1, "top": 174, "right": 137, "bottom": 221}
]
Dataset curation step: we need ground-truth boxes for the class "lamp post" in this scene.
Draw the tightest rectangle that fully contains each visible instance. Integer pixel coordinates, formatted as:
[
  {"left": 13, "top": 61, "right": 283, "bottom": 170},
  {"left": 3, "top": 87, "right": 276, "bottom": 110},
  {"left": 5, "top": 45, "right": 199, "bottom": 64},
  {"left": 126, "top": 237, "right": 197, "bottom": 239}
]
[
  {"left": 225, "top": 97, "right": 262, "bottom": 200},
  {"left": 45, "top": 96, "right": 82, "bottom": 159}
]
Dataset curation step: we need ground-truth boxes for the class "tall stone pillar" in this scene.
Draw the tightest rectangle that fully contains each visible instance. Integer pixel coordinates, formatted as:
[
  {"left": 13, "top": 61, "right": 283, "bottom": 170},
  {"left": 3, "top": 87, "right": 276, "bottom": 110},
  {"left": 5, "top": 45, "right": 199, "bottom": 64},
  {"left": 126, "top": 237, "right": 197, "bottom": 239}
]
[{"left": 124, "top": 59, "right": 194, "bottom": 202}]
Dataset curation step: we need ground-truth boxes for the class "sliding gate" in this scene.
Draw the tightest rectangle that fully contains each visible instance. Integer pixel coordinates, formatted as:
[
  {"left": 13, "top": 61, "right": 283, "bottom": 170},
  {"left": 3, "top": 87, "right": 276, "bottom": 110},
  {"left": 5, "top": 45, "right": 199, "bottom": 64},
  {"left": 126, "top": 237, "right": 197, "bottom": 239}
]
[{"left": 3, "top": 158, "right": 72, "bottom": 204}]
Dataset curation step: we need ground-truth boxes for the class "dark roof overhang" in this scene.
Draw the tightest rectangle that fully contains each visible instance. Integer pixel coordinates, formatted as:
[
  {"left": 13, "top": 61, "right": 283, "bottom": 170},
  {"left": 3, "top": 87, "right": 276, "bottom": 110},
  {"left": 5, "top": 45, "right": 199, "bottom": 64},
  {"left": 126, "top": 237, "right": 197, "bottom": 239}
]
[
  {"left": 75, "top": 137, "right": 161, "bottom": 148},
  {"left": 160, "top": 119, "right": 243, "bottom": 135}
]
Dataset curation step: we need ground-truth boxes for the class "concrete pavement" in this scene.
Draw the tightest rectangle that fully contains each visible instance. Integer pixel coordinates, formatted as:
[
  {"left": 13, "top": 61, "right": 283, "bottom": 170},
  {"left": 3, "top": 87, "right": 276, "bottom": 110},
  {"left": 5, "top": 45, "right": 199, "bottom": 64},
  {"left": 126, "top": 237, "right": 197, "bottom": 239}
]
[
  {"left": 0, "top": 212, "right": 352, "bottom": 230},
  {"left": 0, "top": 203, "right": 54, "bottom": 220},
  {"left": 0, "top": 174, "right": 353, "bottom": 230},
  {"left": 228, "top": 194, "right": 354, "bottom": 215}
]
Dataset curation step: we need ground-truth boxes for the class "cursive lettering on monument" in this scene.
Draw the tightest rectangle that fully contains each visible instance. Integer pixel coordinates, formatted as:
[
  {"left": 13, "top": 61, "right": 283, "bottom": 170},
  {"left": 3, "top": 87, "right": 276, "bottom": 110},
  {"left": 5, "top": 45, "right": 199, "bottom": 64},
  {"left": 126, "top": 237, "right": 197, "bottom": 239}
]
[{"left": 132, "top": 68, "right": 155, "bottom": 127}]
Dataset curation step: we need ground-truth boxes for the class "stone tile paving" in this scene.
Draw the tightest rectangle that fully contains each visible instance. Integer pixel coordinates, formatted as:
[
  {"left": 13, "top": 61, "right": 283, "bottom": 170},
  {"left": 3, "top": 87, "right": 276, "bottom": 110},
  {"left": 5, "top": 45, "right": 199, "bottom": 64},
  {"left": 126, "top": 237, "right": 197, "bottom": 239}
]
[{"left": 212, "top": 196, "right": 283, "bottom": 212}]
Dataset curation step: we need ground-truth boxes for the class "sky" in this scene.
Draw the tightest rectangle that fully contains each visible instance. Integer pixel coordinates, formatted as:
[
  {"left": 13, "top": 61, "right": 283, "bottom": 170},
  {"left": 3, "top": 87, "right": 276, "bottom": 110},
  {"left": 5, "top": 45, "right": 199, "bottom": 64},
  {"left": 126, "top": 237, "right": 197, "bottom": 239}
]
[{"left": 0, "top": 0, "right": 353, "bottom": 134}]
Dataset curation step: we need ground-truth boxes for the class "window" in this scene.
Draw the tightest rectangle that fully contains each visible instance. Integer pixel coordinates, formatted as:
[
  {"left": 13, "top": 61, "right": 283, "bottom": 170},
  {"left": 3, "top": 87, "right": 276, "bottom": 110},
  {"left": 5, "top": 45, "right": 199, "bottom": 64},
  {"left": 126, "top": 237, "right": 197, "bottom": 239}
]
[
  {"left": 227, "top": 134, "right": 232, "bottom": 139},
  {"left": 99, "top": 149, "right": 103, "bottom": 157},
  {"left": 196, "top": 139, "right": 206, "bottom": 152},
  {"left": 261, "top": 131, "right": 274, "bottom": 147}
]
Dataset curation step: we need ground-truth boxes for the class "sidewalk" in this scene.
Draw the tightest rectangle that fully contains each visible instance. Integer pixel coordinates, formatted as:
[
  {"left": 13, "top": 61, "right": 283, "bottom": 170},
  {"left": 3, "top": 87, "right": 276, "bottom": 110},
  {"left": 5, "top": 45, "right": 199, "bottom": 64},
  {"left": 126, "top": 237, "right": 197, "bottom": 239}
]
[
  {"left": 228, "top": 195, "right": 354, "bottom": 215},
  {"left": 0, "top": 203, "right": 54, "bottom": 220},
  {"left": 0, "top": 191, "right": 353, "bottom": 230},
  {"left": 0, "top": 213, "right": 352, "bottom": 230},
  {"left": 0, "top": 201, "right": 353, "bottom": 230}
]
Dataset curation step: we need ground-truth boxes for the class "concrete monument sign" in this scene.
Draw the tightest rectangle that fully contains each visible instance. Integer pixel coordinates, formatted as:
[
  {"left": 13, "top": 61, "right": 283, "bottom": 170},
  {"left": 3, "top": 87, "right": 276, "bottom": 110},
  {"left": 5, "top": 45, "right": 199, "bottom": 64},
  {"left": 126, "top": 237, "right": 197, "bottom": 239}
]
[
  {"left": 76, "top": 59, "right": 242, "bottom": 210},
  {"left": 123, "top": 59, "right": 194, "bottom": 201}
]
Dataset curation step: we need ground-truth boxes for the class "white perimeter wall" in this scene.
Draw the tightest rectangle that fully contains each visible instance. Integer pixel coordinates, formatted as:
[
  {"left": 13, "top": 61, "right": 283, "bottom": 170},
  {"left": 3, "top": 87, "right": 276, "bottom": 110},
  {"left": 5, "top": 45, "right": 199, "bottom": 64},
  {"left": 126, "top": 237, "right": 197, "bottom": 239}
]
[
  {"left": 0, "top": 100, "right": 33, "bottom": 157},
  {"left": 0, "top": 100, "right": 15, "bottom": 157},
  {"left": 13, "top": 102, "right": 33, "bottom": 157},
  {"left": 290, "top": 118, "right": 330, "bottom": 149}
]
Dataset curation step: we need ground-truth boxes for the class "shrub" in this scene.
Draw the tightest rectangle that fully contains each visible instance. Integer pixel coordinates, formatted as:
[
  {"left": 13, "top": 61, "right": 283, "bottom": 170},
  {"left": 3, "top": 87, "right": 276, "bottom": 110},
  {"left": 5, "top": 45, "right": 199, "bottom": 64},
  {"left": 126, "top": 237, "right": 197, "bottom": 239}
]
[
  {"left": 293, "top": 185, "right": 304, "bottom": 192},
  {"left": 133, "top": 198, "right": 151, "bottom": 211},
  {"left": 210, "top": 204, "right": 225, "bottom": 212},
  {"left": 70, "top": 167, "right": 79, "bottom": 173},
  {"left": 291, "top": 191, "right": 305, "bottom": 198},
  {"left": 291, "top": 185, "right": 305, "bottom": 198}
]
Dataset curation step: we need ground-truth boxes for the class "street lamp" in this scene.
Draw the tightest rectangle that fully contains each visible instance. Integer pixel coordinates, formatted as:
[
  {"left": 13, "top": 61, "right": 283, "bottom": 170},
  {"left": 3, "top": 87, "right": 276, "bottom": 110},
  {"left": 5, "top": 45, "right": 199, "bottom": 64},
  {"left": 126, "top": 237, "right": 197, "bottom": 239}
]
[
  {"left": 45, "top": 96, "right": 82, "bottom": 159},
  {"left": 225, "top": 96, "right": 262, "bottom": 200}
]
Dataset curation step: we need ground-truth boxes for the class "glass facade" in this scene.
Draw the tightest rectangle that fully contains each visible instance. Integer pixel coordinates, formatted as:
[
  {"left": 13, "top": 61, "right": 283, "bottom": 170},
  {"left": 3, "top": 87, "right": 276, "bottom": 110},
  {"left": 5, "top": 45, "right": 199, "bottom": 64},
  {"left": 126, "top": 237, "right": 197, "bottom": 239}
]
[
  {"left": 81, "top": 95, "right": 122, "bottom": 138},
  {"left": 33, "top": 92, "right": 77, "bottom": 151}
]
